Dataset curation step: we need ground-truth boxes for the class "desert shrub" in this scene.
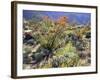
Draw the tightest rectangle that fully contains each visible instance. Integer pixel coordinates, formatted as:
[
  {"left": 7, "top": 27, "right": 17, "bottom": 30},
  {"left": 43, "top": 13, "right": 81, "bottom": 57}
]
[
  {"left": 31, "top": 52, "right": 45, "bottom": 63},
  {"left": 40, "top": 58, "right": 52, "bottom": 68},
  {"left": 54, "top": 41, "right": 79, "bottom": 67},
  {"left": 51, "top": 56, "right": 60, "bottom": 67},
  {"left": 23, "top": 47, "right": 32, "bottom": 64},
  {"left": 33, "top": 19, "right": 67, "bottom": 53},
  {"left": 77, "top": 59, "right": 88, "bottom": 66},
  {"left": 23, "top": 46, "right": 32, "bottom": 54}
]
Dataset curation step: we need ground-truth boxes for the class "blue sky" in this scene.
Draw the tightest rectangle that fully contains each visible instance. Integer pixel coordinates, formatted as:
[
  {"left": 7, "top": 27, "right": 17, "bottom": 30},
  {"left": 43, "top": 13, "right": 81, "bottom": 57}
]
[{"left": 23, "top": 10, "right": 91, "bottom": 25}]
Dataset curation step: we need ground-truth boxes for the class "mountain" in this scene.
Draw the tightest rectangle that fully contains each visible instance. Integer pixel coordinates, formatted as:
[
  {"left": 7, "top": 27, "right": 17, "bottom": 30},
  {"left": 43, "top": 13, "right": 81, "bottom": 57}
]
[{"left": 23, "top": 10, "right": 91, "bottom": 25}]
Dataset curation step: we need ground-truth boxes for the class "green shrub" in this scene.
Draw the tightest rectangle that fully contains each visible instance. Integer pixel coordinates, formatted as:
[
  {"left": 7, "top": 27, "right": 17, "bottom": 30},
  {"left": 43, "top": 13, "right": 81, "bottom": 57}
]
[{"left": 54, "top": 41, "right": 79, "bottom": 67}]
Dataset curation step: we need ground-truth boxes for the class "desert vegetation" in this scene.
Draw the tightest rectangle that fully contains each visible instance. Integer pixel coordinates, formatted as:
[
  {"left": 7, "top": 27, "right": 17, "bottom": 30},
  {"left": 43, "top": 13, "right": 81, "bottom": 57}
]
[{"left": 23, "top": 11, "right": 91, "bottom": 69}]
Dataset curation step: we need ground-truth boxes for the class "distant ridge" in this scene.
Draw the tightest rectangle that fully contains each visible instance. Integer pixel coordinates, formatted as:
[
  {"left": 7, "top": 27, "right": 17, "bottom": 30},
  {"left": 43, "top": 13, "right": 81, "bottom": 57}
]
[{"left": 23, "top": 10, "right": 91, "bottom": 25}]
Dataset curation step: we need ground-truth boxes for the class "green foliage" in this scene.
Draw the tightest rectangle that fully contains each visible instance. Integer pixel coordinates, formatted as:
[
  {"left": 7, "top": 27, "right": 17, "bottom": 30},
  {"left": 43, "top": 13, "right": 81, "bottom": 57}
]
[
  {"left": 23, "top": 46, "right": 32, "bottom": 54},
  {"left": 33, "top": 19, "right": 67, "bottom": 51},
  {"left": 54, "top": 41, "right": 76, "bottom": 56},
  {"left": 40, "top": 58, "right": 52, "bottom": 68},
  {"left": 54, "top": 41, "right": 79, "bottom": 67}
]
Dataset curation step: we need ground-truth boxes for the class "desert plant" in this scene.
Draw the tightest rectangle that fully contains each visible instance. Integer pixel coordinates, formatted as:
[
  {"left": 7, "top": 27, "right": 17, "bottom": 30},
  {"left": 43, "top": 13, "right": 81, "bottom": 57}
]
[{"left": 54, "top": 41, "right": 80, "bottom": 67}]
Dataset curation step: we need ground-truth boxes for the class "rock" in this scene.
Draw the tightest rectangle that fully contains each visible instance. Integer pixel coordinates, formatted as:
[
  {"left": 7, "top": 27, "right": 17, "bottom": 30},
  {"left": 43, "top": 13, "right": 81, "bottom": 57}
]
[
  {"left": 31, "top": 52, "right": 45, "bottom": 63},
  {"left": 23, "top": 34, "right": 34, "bottom": 43},
  {"left": 85, "top": 32, "right": 91, "bottom": 39},
  {"left": 78, "top": 51, "right": 88, "bottom": 59},
  {"left": 23, "top": 53, "right": 31, "bottom": 64},
  {"left": 32, "top": 44, "right": 41, "bottom": 52},
  {"left": 87, "top": 58, "right": 91, "bottom": 63}
]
